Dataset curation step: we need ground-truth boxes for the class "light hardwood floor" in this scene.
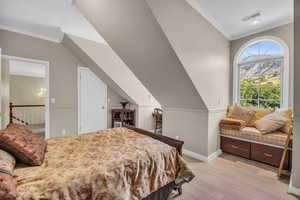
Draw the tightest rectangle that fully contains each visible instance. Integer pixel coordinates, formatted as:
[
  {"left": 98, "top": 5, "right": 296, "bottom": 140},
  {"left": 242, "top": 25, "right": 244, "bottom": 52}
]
[{"left": 176, "top": 153, "right": 300, "bottom": 200}]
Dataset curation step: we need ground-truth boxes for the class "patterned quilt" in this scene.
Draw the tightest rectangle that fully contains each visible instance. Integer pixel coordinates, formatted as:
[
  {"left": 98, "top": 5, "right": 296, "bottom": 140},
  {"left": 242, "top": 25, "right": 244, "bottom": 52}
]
[{"left": 14, "top": 128, "right": 194, "bottom": 200}]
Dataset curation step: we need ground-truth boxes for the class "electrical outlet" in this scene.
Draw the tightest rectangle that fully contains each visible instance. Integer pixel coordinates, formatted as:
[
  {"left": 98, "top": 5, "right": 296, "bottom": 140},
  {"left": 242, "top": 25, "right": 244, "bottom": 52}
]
[{"left": 62, "top": 129, "right": 66, "bottom": 136}]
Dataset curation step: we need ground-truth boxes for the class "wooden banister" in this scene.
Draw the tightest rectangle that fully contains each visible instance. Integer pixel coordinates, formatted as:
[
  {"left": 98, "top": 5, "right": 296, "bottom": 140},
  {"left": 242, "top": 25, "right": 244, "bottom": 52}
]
[{"left": 9, "top": 102, "right": 45, "bottom": 125}]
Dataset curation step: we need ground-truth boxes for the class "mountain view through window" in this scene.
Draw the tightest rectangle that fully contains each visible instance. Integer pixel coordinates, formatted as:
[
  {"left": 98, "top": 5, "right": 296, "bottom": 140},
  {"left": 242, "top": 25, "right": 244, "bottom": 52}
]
[{"left": 238, "top": 41, "right": 284, "bottom": 108}]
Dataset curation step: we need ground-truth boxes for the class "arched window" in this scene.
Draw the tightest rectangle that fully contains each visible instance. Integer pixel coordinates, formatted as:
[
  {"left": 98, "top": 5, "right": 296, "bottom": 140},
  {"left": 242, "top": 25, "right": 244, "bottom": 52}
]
[{"left": 233, "top": 36, "right": 289, "bottom": 108}]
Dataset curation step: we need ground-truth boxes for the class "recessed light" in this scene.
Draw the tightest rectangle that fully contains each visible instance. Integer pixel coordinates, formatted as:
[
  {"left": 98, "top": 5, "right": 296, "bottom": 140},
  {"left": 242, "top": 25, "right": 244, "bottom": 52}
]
[{"left": 251, "top": 20, "right": 261, "bottom": 26}]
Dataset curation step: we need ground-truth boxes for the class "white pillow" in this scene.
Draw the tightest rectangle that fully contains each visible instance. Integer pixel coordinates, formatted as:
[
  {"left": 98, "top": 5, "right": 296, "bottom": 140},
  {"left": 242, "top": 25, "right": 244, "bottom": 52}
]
[{"left": 255, "top": 112, "right": 288, "bottom": 134}]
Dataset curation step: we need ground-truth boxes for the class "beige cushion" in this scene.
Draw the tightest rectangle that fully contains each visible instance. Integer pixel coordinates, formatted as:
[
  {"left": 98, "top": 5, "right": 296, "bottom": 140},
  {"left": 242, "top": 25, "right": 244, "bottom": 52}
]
[
  {"left": 221, "top": 127, "right": 288, "bottom": 147},
  {"left": 255, "top": 112, "right": 288, "bottom": 134},
  {"left": 247, "top": 108, "right": 274, "bottom": 127},
  {"left": 276, "top": 108, "right": 293, "bottom": 133},
  {"left": 228, "top": 105, "right": 255, "bottom": 124}
]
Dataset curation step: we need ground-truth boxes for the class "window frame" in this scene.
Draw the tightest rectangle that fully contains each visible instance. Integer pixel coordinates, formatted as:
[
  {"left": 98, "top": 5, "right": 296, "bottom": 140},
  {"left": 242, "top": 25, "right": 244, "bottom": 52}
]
[{"left": 233, "top": 36, "right": 290, "bottom": 108}]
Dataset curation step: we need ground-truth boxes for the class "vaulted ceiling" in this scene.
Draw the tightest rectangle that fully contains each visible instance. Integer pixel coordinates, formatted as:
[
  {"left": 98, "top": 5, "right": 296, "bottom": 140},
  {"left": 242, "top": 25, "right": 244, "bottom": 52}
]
[{"left": 0, "top": 0, "right": 293, "bottom": 42}]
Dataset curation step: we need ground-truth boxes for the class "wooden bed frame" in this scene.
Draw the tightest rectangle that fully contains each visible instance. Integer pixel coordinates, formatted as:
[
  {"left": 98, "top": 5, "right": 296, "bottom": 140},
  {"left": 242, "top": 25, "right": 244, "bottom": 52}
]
[{"left": 124, "top": 126, "right": 186, "bottom": 199}]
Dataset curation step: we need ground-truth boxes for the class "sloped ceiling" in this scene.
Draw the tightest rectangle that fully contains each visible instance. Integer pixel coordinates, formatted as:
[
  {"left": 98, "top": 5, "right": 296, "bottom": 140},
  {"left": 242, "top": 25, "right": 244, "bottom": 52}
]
[
  {"left": 63, "top": 34, "right": 160, "bottom": 107},
  {"left": 0, "top": 0, "right": 106, "bottom": 43},
  {"left": 75, "top": 0, "right": 207, "bottom": 110}
]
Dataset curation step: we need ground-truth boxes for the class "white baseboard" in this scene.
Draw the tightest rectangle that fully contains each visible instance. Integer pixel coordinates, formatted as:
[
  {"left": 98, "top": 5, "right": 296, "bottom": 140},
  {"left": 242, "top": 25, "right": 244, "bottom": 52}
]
[
  {"left": 183, "top": 149, "right": 222, "bottom": 163},
  {"left": 289, "top": 182, "right": 300, "bottom": 197}
]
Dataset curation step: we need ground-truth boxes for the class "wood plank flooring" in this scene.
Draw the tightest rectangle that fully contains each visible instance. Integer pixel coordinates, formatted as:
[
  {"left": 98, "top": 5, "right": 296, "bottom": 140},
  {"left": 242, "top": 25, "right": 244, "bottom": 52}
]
[{"left": 175, "top": 153, "right": 300, "bottom": 200}]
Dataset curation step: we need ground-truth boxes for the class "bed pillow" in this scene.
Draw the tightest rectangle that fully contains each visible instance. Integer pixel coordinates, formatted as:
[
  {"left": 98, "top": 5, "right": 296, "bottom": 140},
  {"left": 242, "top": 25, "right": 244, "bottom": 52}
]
[
  {"left": 0, "top": 173, "right": 16, "bottom": 200},
  {"left": 0, "top": 149, "right": 16, "bottom": 200},
  {"left": 0, "top": 124, "right": 47, "bottom": 166},
  {"left": 255, "top": 112, "right": 288, "bottom": 134},
  {"left": 228, "top": 105, "right": 255, "bottom": 124},
  {"left": 0, "top": 149, "right": 16, "bottom": 175}
]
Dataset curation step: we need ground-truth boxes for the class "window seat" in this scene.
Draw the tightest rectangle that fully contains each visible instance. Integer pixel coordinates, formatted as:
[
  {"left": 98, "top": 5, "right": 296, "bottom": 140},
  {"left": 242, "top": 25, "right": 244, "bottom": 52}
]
[{"left": 220, "top": 127, "right": 288, "bottom": 147}]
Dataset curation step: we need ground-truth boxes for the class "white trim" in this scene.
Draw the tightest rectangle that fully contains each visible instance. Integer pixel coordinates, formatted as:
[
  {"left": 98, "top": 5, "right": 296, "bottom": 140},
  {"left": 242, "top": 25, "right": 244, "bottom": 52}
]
[
  {"left": 138, "top": 105, "right": 159, "bottom": 108},
  {"left": 208, "top": 108, "right": 228, "bottom": 114},
  {"left": 2, "top": 55, "right": 50, "bottom": 139},
  {"left": 289, "top": 181, "right": 300, "bottom": 197},
  {"left": 183, "top": 149, "right": 222, "bottom": 163},
  {"left": 77, "top": 67, "right": 82, "bottom": 134},
  {"left": 163, "top": 107, "right": 227, "bottom": 114},
  {"left": 0, "top": 25, "right": 63, "bottom": 43},
  {"left": 231, "top": 19, "right": 293, "bottom": 41},
  {"left": 163, "top": 107, "right": 208, "bottom": 113},
  {"left": 233, "top": 36, "right": 290, "bottom": 108},
  {"left": 185, "top": 0, "right": 293, "bottom": 41}
]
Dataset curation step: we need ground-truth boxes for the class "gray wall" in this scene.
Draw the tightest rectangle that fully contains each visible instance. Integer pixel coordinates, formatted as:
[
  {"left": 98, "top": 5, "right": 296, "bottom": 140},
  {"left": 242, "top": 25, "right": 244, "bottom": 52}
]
[
  {"left": 0, "top": 28, "right": 81, "bottom": 137},
  {"left": 147, "top": 0, "right": 230, "bottom": 110},
  {"left": 230, "top": 23, "right": 294, "bottom": 107},
  {"left": 0, "top": 29, "right": 127, "bottom": 137},
  {"left": 75, "top": 0, "right": 231, "bottom": 157},
  {"left": 146, "top": 0, "right": 230, "bottom": 156},
  {"left": 292, "top": 0, "right": 300, "bottom": 190},
  {"left": 75, "top": 0, "right": 206, "bottom": 110},
  {"left": 10, "top": 75, "right": 45, "bottom": 105}
]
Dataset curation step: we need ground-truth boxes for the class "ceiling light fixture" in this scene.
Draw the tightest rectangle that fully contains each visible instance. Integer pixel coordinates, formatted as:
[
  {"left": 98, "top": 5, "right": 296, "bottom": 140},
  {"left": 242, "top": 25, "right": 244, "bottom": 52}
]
[
  {"left": 242, "top": 12, "right": 261, "bottom": 22},
  {"left": 251, "top": 20, "right": 261, "bottom": 26}
]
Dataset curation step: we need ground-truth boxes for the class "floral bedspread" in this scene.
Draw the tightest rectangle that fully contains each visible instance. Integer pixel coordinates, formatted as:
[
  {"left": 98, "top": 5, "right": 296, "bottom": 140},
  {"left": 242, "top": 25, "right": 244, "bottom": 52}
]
[{"left": 14, "top": 128, "right": 194, "bottom": 200}]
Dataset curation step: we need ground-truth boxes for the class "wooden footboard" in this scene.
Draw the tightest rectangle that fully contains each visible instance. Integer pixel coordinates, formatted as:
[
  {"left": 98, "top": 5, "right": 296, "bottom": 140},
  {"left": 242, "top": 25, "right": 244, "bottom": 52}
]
[
  {"left": 124, "top": 126, "right": 184, "bottom": 155},
  {"left": 125, "top": 126, "right": 185, "bottom": 199}
]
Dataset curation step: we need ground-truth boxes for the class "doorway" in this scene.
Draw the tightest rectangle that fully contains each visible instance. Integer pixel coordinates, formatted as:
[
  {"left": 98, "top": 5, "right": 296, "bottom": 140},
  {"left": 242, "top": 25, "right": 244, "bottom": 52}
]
[
  {"left": 78, "top": 67, "right": 107, "bottom": 134},
  {"left": 1, "top": 55, "right": 50, "bottom": 138}
]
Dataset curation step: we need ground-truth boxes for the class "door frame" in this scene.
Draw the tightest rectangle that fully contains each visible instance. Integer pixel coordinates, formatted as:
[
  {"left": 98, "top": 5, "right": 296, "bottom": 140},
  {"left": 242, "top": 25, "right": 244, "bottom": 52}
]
[
  {"left": 77, "top": 66, "right": 108, "bottom": 134},
  {"left": 1, "top": 55, "right": 50, "bottom": 139}
]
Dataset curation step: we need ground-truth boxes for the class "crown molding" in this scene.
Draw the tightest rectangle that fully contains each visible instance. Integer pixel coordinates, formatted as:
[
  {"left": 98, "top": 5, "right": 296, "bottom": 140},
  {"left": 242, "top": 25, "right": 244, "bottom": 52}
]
[
  {"left": 0, "top": 24, "right": 63, "bottom": 43},
  {"left": 185, "top": 0, "right": 293, "bottom": 41},
  {"left": 231, "top": 18, "right": 293, "bottom": 41}
]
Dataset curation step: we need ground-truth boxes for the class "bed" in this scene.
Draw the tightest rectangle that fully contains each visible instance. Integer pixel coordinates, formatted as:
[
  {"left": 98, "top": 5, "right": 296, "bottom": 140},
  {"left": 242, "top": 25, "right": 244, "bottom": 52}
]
[{"left": 13, "top": 126, "right": 194, "bottom": 200}]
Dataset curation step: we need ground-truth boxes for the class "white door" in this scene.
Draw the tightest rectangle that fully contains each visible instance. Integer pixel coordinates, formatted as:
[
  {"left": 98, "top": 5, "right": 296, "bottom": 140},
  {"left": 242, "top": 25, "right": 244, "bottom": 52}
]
[{"left": 78, "top": 67, "right": 107, "bottom": 134}]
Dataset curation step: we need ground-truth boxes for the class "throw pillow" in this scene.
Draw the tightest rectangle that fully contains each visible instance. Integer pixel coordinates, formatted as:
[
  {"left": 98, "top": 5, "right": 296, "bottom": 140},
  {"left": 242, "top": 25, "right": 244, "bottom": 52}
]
[
  {"left": 0, "top": 149, "right": 16, "bottom": 200},
  {"left": 0, "top": 173, "right": 16, "bottom": 200},
  {"left": 228, "top": 105, "right": 255, "bottom": 124},
  {"left": 255, "top": 112, "right": 288, "bottom": 134},
  {"left": 276, "top": 108, "right": 293, "bottom": 133},
  {"left": 0, "top": 124, "right": 47, "bottom": 166},
  {"left": 247, "top": 108, "right": 275, "bottom": 127}
]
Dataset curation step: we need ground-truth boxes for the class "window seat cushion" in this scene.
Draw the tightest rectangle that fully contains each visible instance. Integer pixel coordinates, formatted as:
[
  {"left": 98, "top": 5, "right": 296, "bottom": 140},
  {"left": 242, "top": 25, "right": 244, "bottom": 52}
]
[{"left": 221, "top": 127, "right": 287, "bottom": 147}]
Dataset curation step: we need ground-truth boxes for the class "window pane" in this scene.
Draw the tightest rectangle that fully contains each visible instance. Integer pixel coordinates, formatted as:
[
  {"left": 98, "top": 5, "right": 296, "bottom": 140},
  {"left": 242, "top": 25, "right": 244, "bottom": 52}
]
[
  {"left": 239, "top": 58, "right": 282, "bottom": 108},
  {"left": 240, "top": 59, "right": 282, "bottom": 86},
  {"left": 239, "top": 41, "right": 284, "bottom": 63},
  {"left": 240, "top": 99, "right": 258, "bottom": 108},
  {"left": 259, "top": 87, "right": 280, "bottom": 100},
  {"left": 240, "top": 87, "right": 258, "bottom": 100},
  {"left": 259, "top": 100, "right": 280, "bottom": 109}
]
